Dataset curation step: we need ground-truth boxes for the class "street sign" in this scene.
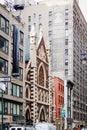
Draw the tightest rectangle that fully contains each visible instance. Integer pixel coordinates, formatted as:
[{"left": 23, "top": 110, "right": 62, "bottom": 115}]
[
  {"left": 61, "top": 108, "right": 66, "bottom": 117},
  {"left": 0, "top": 76, "right": 11, "bottom": 82}
]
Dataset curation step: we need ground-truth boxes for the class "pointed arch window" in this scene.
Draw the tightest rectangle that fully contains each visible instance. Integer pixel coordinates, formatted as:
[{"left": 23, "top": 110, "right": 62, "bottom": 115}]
[{"left": 39, "top": 66, "right": 44, "bottom": 86}]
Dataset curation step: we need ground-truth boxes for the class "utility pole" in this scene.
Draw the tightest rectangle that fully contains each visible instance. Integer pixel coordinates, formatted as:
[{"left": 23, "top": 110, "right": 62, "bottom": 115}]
[{"left": 1, "top": 90, "right": 3, "bottom": 130}]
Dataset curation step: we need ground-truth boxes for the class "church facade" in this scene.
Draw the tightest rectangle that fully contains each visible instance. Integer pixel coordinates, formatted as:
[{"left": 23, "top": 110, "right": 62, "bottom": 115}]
[{"left": 25, "top": 29, "right": 55, "bottom": 123}]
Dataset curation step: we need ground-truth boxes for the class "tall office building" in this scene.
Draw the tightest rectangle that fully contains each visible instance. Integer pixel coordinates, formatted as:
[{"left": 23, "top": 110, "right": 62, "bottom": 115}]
[{"left": 19, "top": 0, "right": 87, "bottom": 127}]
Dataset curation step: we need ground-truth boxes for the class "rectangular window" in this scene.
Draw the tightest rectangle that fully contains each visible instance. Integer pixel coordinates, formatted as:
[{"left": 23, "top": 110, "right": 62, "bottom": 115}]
[
  {"left": 65, "top": 21, "right": 68, "bottom": 26},
  {"left": 39, "top": 14, "right": 42, "bottom": 21},
  {"left": 65, "top": 39, "right": 68, "bottom": 45},
  {"left": 65, "top": 69, "right": 68, "bottom": 75},
  {"left": 17, "top": 105, "right": 20, "bottom": 115},
  {"left": 65, "top": 29, "right": 69, "bottom": 36},
  {"left": 12, "top": 83, "right": 23, "bottom": 98},
  {"left": 28, "top": 16, "right": 31, "bottom": 22},
  {"left": 65, "top": 59, "right": 68, "bottom": 66},
  {"left": 48, "top": 31, "right": 52, "bottom": 37},
  {"left": 12, "top": 84, "right": 17, "bottom": 96},
  {"left": 10, "top": 103, "right": 13, "bottom": 114},
  {"left": 19, "top": 87, "right": 23, "bottom": 98},
  {"left": 49, "top": 21, "right": 52, "bottom": 26},
  {"left": 49, "top": 11, "right": 52, "bottom": 16},
  {"left": 19, "top": 67, "right": 23, "bottom": 80},
  {"left": 4, "top": 102, "right": 8, "bottom": 114},
  {"left": 0, "top": 35, "right": 9, "bottom": 54},
  {"left": 0, "top": 58, "right": 8, "bottom": 73},
  {"left": 28, "top": 25, "right": 31, "bottom": 32},
  {"left": 33, "top": 23, "right": 36, "bottom": 28},
  {"left": 65, "top": 9, "right": 69, "bottom": 15},
  {"left": 17, "top": 86, "right": 20, "bottom": 97},
  {"left": 13, "top": 104, "right": 16, "bottom": 114},
  {"left": 20, "top": 31, "right": 24, "bottom": 44},
  {"left": 65, "top": 49, "right": 68, "bottom": 55},
  {"left": 19, "top": 49, "right": 23, "bottom": 63},
  {"left": 0, "top": 15, "right": 9, "bottom": 34},
  {"left": 10, "top": 103, "right": 23, "bottom": 115},
  {"left": 39, "top": 23, "right": 42, "bottom": 30},
  {"left": 33, "top": 13, "right": 36, "bottom": 18}
]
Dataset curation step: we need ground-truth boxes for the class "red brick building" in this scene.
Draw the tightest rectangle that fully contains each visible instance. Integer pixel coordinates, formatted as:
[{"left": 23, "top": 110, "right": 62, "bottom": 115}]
[{"left": 54, "top": 77, "right": 64, "bottom": 129}]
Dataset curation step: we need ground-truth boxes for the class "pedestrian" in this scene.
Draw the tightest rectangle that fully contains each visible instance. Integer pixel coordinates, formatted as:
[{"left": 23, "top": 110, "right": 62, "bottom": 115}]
[{"left": 77, "top": 126, "right": 80, "bottom": 130}]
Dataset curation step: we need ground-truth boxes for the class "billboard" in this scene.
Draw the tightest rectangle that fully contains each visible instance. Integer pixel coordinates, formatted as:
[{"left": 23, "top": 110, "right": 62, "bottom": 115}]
[{"left": 12, "top": 25, "right": 20, "bottom": 77}]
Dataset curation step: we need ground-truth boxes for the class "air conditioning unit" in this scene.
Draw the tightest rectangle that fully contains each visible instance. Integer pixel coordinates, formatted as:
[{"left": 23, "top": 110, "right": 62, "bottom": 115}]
[{"left": 14, "top": 0, "right": 25, "bottom": 10}]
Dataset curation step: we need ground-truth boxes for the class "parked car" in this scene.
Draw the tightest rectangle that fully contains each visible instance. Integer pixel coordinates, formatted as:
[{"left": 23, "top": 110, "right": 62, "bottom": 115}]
[
  {"left": 35, "top": 122, "right": 56, "bottom": 130},
  {"left": 9, "top": 126, "right": 36, "bottom": 130}
]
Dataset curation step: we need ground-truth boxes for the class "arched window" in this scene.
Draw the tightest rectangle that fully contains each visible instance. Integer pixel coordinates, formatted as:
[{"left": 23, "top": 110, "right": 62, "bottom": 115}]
[
  {"left": 39, "top": 66, "right": 44, "bottom": 86},
  {"left": 25, "top": 87, "right": 28, "bottom": 98},
  {"left": 40, "top": 109, "right": 45, "bottom": 122}
]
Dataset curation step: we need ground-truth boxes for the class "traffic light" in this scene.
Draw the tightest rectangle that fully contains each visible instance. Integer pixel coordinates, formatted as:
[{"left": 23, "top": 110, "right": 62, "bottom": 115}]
[{"left": 61, "top": 108, "right": 66, "bottom": 117}]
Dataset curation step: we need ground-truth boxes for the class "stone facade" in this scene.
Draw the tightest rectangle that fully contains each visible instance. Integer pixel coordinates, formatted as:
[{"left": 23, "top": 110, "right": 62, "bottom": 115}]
[{"left": 25, "top": 29, "right": 55, "bottom": 123}]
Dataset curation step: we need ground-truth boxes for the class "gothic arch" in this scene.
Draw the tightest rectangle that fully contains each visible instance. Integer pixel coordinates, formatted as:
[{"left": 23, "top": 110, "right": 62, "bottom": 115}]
[
  {"left": 39, "top": 106, "right": 46, "bottom": 122},
  {"left": 25, "top": 84, "right": 30, "bottom": 99},
  {"left": 25, "top": 106, "right": 31, "bottom": 122},
  {"left": 38, "top": 63, "right": 46, "bottom": 87}
]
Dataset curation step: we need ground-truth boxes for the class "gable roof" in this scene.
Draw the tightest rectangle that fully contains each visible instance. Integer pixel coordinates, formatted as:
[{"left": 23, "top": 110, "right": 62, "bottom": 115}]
[{"left": 37, "top": 36, "right": 48, "bottom": 63}]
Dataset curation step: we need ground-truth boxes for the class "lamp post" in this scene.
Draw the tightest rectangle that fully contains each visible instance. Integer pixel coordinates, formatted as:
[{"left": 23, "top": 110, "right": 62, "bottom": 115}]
[
  {"left": 1, "top": 90, "right": 3, "bottom": 130},
  {"left": 0, "top": 82, "right": 6, "bottom": 130}
]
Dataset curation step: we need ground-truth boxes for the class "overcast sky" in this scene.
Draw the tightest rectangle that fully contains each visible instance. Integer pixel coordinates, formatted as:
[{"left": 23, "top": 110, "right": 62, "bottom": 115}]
[
  {"left": 79, "top": 0, "right": 87, "bottom": 21},
  {"left": 0, "top": 0, "right": 87, "bottom": 21}
]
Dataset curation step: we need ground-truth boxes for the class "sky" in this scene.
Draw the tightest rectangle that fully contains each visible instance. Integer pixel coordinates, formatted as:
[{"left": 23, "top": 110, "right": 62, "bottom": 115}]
[
  {"left": 79, "top": 0, "right": 87, "bottom": 21},
  {"left": 0, "top": 0, "right": 87, "bottom": 21}
]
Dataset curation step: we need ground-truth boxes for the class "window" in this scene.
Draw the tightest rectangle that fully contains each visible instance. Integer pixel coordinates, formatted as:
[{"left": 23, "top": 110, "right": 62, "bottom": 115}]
[
  {"left": 0, "top": 58, "right": 8, "bottom": 73},
  {"left": 0, "top": 15, "right": 9, "bottom": 34},
  {"left": 48, "top": 31, "right": 52, "bottom": 37},
  {"left": 33, "top": 13, "right": 36, "bottom": 18},
  {"left": 28, "top": 25, "right": 31, "bottom": 32},
  {"left": 17, "top": 105, "right": 20, "bottom": 115},
  {"left": 19, "top": 49, "right": 23, "bottom": 63},
  {"left": 65, "top": 9, "right": 69, "bottom": 15},
  {"left": 65, "top": 69, "right": 68, "bottom": 75},
  {"left": 13, "top": 104, "right": 16, "bottom": 114},
  {"left": 4, "top": 102, "right": 8, "bottom": 114},
  {"left": 49, "top": 21, "right": 52, "bottom": 26},
  {"left": 49, "top": 11, "right": 52, "bottom": 16},
  {"left": 65, "top": 29, "right": 69, "bottom": 36},
  {"left": 39, "top": 14, "right": 42, "bottom": 21},
  {"left": 65, "top": 39, "right": 68, "bottom": 45},
  {"left": 65, "top": 59, "right": 68, "bottom": 66},
  {"left": 65, "top": 49, "right": 68, "bottom": 55},
  {"left": 0, "top": 35, "right": 9, "bottom": 54},
  {"left": 39, "top": 66, "right": 44, "bottom": 86},
  {"left": 19, "top": 67, "right": 23, "bottom": 80},
  {"left": 20, "top": 31, "right": 24, "bottom": 44},
  {"left": 11, "top": 83, "right": 23, "bottom": 98},
  {"left": 39, "top": 23, "right": 42, "bottom": 30},
  {"left": 10, "top": 103, "right": 22, "bottom": 115},
  {"left": 65, "top": 21, "right": 68, "bottom": 26},
  {"left": 28, "top": 16, "right": 31, "bottom": 22}
]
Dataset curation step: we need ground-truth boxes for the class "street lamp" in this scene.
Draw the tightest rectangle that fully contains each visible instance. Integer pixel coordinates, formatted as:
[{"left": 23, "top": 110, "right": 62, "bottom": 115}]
[{"left": 0, "top": 82, "right": 6, "bottom": 130}]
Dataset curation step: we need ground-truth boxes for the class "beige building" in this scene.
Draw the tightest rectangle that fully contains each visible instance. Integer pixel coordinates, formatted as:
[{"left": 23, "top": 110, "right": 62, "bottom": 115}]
[
  {"left": 19, "top": 0, "right": 87, "bottom": 128},
  {"left": 0, "top": 3, "right": 25, "bottom": 129}
]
